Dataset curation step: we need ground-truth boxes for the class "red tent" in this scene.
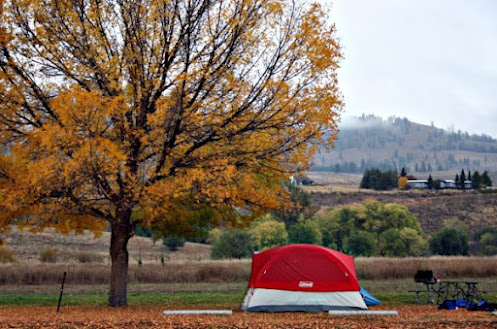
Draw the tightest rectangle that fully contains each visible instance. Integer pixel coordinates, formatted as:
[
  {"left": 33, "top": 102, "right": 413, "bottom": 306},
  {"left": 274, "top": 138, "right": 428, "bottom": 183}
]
[
  {"left": 242, "top": 244, "right": 366, "bottom": 312},
  {"left": 249, "top": 244, "right": 360, "bottom": 292}
]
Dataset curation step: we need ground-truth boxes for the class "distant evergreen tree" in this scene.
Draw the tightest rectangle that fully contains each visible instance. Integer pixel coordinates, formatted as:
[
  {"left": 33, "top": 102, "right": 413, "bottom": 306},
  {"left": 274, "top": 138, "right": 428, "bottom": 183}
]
[
  {"left": 360, "top": 168, "right": 380, "bottom": 189},
  {"left": 432, "top": 179, "right": 442, "bottom": 190},
  {"left": 360, "top": 168, "right": 398, "bottom": 190},
  {"left": 427, "top": 163, "right": 432, "bottom": 172},
  {"left": 377, "top": 170, "right": 399, "bottom": 190},
  {"left": 455, "top": 174, "right": 459, "bottom": 188},
  {"left": 481, "top": 171, "right": 493, "bottom": 187},
  {"left": 472, "top": 171, "right": 481, "bottom": 189},
  {"left": 468, "top": 170, "right": 472, "bottom": 181},
  {"left": 427, "top": 175, "right": 434, "bottom": 189},
  {"left": 401, "top": 167, "right": 407, "bottom": 177},
  {"left": 460, "top": 169, "right": 466, "bottom": 189}
]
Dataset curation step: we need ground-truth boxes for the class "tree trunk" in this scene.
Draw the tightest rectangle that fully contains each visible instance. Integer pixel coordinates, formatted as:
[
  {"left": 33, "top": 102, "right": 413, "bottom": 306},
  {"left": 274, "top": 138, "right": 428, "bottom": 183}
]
[{"left": 109, "top": 210, "right": 132, "bottom": 307}]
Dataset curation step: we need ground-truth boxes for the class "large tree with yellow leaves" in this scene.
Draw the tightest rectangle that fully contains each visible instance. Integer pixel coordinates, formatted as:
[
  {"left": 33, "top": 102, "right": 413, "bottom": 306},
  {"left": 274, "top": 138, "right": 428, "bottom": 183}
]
[{"left": 0, "top": 0, "right": 341, "bottom": 306}]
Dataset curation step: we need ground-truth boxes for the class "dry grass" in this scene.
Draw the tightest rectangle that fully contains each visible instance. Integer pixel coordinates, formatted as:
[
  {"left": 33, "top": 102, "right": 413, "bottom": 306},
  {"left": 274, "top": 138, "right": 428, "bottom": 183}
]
[
  {"left": 1, "top": 257, "right": 497, "bottom": 286},
  {"left": 0, "top": 260, "right": 251, "bottom": 285},
  {"left": 39, "top": 247, "right": 58, "bottom": 263},
  {"left": 3, "top": 226, "right": 497, "bottom": 291},
  {"left": 356, "top": 256, "right": 497, "bottom": 280},
  {"left": 0, "top": 282, "right": 247, "bottom": 295},
  {"left": 0, "top": 246, "right": 15, "bottom": 264},
  {"left": 306, "top": 172, "right": 363, "bottom": 186},
  {"left": 2, "top": 227, "right": 211, "bottom": 264},
  {"left": 68, "top": 251, "right": 106, "bottom": 264}
]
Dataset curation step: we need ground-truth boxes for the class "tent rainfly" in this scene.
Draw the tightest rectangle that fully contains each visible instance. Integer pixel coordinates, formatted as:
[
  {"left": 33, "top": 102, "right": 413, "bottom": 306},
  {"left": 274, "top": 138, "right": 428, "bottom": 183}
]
[{"left": 241, "top": 244, "right": 368, "bottom": 312}]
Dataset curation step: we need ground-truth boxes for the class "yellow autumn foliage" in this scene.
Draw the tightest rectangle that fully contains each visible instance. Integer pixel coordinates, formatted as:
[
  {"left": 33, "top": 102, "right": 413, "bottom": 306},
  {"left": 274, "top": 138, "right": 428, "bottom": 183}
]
[
  {"left": 398, "top": 176, "right": 409, "bottom": 190},
  {"left": 0, "top": 0, "right": 342, "bottom": 305}
]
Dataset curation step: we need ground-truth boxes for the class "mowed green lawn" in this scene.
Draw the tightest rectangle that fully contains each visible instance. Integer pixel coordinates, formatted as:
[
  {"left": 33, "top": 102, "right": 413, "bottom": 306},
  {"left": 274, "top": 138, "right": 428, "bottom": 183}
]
[
  {"left": 0, "top": 292, "right": 245, "bottom": 308},
  {"left": 0, "top": 279, "right": 497, "bottom": 309},
  {"left": 0, "top": 292, "right": 455, "bottom": 307}
]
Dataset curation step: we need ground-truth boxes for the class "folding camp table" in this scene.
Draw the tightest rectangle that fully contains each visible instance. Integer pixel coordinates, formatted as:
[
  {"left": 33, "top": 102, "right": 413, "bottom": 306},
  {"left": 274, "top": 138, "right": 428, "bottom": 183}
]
[{"left": 435, "top": 281, "right": 485, "bottom": 305}]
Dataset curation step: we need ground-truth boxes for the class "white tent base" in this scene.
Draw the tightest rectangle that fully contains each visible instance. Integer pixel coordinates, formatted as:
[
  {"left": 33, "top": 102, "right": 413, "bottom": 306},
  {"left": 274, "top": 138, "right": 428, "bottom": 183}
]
[
  {"left": 163, "top": 310, "right": 232, "bottom": 315},
  {"left": 242, "top": 288, "right": 367, "bottom": 312},
  {"left": 329, "top": 310, "right": 398, "bottom": 316}
]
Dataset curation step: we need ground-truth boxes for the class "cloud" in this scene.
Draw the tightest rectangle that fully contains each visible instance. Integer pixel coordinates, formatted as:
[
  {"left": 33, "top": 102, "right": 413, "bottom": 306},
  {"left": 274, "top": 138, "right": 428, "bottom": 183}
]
[{"left": 328, "top": 0, "right": 497, "bottom": 137}]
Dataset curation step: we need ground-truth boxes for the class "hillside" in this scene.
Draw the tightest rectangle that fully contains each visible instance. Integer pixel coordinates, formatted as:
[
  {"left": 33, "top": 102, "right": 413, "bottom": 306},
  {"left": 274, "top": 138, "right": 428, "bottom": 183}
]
[
  {"left": 313, "top": 115, "right": 497, "bottom": 175},
  {"left": 2, "top": 227, "right": 211, "bottom": 264},
  {"left": 308, "top": 188, "right": 497, "bottom": 236}
]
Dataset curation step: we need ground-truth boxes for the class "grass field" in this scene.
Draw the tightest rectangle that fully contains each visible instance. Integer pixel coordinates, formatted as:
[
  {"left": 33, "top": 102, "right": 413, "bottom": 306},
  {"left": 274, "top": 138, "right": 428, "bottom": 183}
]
[
  {"left": 1, "top": 270, "right": 497, "bottom": 328},
  {"left": 0, "top": 292, "right": 244, "bottom": 307},
  {"left": 2, "top": 290, "right": 497, "bottom": 308},
  {"left": 1, "top": 278, "right": 497, "bottom": 304},
  {"left": 1, "top": 285, "right": 497, "bottom": 328},
  {"left": 3, "top": 227, "right": 497, "bottom": 327}
]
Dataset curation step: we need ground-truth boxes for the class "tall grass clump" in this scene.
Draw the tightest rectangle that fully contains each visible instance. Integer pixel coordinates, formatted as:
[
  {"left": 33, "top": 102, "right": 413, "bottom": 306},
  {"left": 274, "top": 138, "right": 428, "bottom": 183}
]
[
  {"left": 69, "top": 251, "right": 105, "bottom": 263},
  {"left": 0, "top": 246, "right": 15, "bottom": 263},
  {"left": 39, "top": 248, "right": 58, "bottom": 263}
]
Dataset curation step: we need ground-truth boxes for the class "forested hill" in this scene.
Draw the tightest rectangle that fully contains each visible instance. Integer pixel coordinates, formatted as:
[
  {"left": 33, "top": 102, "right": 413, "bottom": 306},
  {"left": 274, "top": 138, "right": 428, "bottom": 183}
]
[{"left": 313, "top": 115, "right": 497, "bottom": 174}]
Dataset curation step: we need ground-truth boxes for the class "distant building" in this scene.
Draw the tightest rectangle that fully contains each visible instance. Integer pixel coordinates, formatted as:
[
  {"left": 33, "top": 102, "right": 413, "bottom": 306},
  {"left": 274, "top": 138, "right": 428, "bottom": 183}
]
[
  {"left": 407, "top": 180, "right": 429, "bottom": 189},
  {"left": 405, "top": 178, "right": 472, "bottom": 190},
  {"left": 439, "top": 180, "right": 472, "bottom": 189},
  {"left": 440, "top": 180, "right": 456, "bottom": 189}
]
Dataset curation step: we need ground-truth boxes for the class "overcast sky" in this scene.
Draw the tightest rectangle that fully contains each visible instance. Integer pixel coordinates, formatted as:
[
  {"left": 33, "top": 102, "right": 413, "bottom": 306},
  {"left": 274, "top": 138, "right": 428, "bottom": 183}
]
[{"left": 327, "top": 0, "right": 497, "bottom": 137}]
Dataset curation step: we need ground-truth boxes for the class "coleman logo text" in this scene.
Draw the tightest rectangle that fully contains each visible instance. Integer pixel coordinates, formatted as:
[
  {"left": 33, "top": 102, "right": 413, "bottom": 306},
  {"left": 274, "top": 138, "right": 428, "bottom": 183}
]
[{"left": 298, "top": 281, "right": 314, "bottom": 288}]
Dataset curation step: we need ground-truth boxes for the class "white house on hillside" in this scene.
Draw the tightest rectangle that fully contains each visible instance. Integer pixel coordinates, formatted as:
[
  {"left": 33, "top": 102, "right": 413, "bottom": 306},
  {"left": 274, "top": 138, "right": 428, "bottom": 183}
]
[
  {"left": 407, "top": 180, "right": 429, "bottom": 189},
  {"left": 440, "top": 180, "right": 456, "bottom": 189},
  {"left": 408, "top": 179, "right": 472, "bottom": 189}
]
